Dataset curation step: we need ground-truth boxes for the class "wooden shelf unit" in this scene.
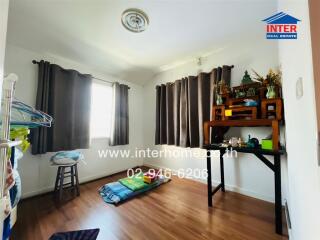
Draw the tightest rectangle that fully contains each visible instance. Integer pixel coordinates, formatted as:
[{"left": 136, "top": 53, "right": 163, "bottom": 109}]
[
  {"left": 203, "top": 82, "right": 285, "bottom": 235},
  {"left": 261, "top": 98, "right": 283, "bottom": 120}
]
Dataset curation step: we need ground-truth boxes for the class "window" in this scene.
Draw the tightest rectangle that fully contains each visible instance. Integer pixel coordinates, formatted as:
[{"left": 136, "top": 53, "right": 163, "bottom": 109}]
[{"left": 90, "top": 81, "right": 113, "bottom": 138}]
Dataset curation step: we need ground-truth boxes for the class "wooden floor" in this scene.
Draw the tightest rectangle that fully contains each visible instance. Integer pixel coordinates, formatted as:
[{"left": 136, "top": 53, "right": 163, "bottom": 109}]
[{"left": 12, "top": 169, "right": 288, "bottom": 240}]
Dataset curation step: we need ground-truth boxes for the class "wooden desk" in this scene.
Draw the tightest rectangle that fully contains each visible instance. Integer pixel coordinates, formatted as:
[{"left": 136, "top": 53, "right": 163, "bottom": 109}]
[
  {"left": 203, "top": 144, "right": 285, "bottom": 235},
  {"left": 203, "top": 118, "right": 284, "bottom": 234}
]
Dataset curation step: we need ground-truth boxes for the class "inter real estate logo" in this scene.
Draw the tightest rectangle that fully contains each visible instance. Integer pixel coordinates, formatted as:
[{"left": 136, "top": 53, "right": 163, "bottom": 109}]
[{"left": 263, "top": 12, "right": 301, "bottom": 39}]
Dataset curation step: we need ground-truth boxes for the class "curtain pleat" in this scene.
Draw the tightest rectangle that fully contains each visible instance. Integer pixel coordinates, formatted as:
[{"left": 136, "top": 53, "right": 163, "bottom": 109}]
[
  {"left": 155, "top": 65, "right": 233, "bottom": 148},
  {"left": 155, "top": 86, "right": 161, "bottom": 145},
  {"left": 31, "top": 60, "right": 51, "bottom": 154},
  {"left": 160, "top": 84, "right": 167, "bottom": 144},
  {"left": 110, "top": 82, "right": 129, "bottom": 146},
  {"left": 166, "top": 83, "right": 175, "bottom": 145},
  {"left": 179, "top": 78, "right": 189, "bottom": 147},
  {"left": 216, "top": 67, "right": 222, "bottom": 83},
  {"left": 188, "top": 76, "right": 199, "bottom": 147},
  {"left": 173, "top": 80, "right": 181, "bottom": 146},
  {"left": 198, "top": 73, "right": 211, "bottom": 147}
]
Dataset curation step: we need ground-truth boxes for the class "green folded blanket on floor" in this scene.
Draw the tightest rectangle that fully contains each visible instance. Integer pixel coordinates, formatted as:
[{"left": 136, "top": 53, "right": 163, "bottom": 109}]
[{"left": 119, "top": 172, "right": 157, "bottom": 191}]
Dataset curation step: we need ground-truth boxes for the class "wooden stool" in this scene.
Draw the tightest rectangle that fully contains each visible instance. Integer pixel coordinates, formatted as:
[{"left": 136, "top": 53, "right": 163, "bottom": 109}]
[
  {"left": 261, "top": 98, "right": 283, "bottom": 120},
  {"left": 54, "top": 163, "right": 80, "bottom": 201}
]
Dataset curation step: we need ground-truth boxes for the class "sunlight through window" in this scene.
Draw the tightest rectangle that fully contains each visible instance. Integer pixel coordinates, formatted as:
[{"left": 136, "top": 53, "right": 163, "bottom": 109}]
[{"left": 90, "top": 81, "right": 113, "bottom": 138}]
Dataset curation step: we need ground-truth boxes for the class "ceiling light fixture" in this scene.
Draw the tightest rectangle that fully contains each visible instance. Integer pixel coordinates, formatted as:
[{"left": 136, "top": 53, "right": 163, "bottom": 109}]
[{"left": 121, "top": 8, "right": 149, "bottom": 33}]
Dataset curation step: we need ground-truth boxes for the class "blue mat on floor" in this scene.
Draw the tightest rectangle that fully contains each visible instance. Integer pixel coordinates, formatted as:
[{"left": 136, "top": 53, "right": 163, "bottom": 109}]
[
  {"left": 49, "top": 228, "right": 99, "bottom": 240},
  {"left": 99, "top": 176, "right": 170, "bottom": 204}
]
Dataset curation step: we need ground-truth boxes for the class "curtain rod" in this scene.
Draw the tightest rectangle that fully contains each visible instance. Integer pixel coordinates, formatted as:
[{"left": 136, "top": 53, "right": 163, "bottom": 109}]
[{"left": 32, "top": 60, "right": 130, "bottom": 89}]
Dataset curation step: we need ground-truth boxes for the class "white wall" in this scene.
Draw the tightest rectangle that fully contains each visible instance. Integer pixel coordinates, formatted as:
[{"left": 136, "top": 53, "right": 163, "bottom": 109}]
[
  {"left": 0, "top": 0, "right": 9, "bottom": 98},
  {"left": 143, "top": 39, "right": 289, "bottom": 203},
  {"left": 4, "top": 44, "right": 145, "bottom": 198},
  {"left": 278, "top": 1, "right": 320, "bottom": 239}
]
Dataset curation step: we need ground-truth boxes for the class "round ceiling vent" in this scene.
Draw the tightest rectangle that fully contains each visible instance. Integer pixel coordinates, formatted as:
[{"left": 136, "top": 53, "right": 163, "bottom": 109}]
[{"left": 121, "top": 8, "right": 149, "bottom": 33}]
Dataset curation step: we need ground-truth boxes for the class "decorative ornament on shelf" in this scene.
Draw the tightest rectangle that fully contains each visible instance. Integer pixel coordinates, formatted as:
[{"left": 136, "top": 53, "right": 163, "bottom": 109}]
[
  {"left": 238, "top": 137, "right": 246, "bottom": 147},
  {"left": 244, "top": 99, "right": 258, "bottom": 107},
  {"left": 229, "top": 137, "right": 239, "bottom": 147},
  {"left": 266, "top": 85, "right": 276, "bottom": 99},
  {"left": 251, "top": 69, "right": 266, "bottom": 85},
  {"left": 216, "top": 94, "right": 223, "bottom": 105},
  {"left": 247, "top": 134, "right": 260, "bottom": 148},
  {"left": 265, "top": 69, "right": 282, "bottom": 86},
  {"left": 217, "top": 80, "right": 231, "bottom": 95},
  {"left": 235, "top": 89, "right": 246, "bottom": 99},
  {"left": 252, "top": 68, "right": 282, "bottom": 99},
  {"left": 252, "top": 68, "right": 282, "bottom": 86},
  {"left": 241, "top": 70, "right": 253, "bottom": 85},
  {"left": 213, "top": 79, "right": 229, "bottom": 105},
  {"left": 246, "top": 87, "right": 256, "bottom": 97},
  {"left": 225, "top": 137, "right": 246, "bottom": 148}
]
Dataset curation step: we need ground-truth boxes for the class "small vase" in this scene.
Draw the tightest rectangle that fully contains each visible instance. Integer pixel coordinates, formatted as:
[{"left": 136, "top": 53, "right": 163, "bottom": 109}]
[
  {"left": 216, "top": 94, "right": 223, "bottom": 105},
  {"left": 266, "top": 85, "right": 276, "bottom": 99}
]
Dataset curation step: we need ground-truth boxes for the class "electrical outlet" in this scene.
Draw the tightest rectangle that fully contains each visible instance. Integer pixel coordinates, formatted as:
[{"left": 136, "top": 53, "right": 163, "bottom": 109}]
[{"left": 296, "top": 77, "right": 303, "bottom": 99}]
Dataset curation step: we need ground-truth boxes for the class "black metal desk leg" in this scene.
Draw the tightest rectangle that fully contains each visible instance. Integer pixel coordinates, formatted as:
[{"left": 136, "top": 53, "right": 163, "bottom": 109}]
[
  {"left": 207, "top": 150, "right": 212, "bottom": 207},
  {"left": 274, "top": 154, "right": 282, "bottom": 234},
  {"left": 220, "top": 150, "right": 225, "bottom": 192}
]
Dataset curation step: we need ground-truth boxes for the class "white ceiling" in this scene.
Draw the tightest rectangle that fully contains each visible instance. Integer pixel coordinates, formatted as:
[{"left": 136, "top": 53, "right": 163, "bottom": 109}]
[{"left": 6, "top": 0, "right": 277, "bottom": 85}]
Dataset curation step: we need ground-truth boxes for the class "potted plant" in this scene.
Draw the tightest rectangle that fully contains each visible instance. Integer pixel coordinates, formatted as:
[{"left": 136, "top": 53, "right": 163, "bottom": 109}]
[{"left": 252, "top": 68, "right": 282, "bottom": 99}]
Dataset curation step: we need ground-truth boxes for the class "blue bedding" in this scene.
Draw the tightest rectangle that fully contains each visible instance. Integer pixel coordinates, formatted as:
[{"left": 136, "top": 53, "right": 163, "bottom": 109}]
[
  {"left": 10, "top": 148, "right": 22, "bottom": 208},
  {"left": 99, "top": 176, "right": 168, "bottom": 204},
  {"left": 99, "top": 182, "right": 133, "bottom": 204},
  {"left": 10, "top": 170, "right": 21, "bottom": 207}
]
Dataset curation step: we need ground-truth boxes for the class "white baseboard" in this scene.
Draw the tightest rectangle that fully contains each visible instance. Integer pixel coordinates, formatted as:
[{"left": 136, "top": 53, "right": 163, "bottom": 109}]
[
  {"left": 21, "top": 166, "right": 140, "bottom": 199},
  {"left": 22, "top": 163, "right": 276, "bottom": 204},
  {"left": 22, "top": 186, "right": 53, "bottom": 199},
  {"left": 143, "top": 163, "right": 275, "bottom": 203}
]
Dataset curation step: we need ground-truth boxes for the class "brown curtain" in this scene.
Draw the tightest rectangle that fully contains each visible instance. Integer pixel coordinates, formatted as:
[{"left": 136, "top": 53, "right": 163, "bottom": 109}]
[
  {"left": 179, "top": 78, "right": 189, "bottom": 147},
  {"left": 160, "top": 84, "right": 167, "bottom": 144},
  {"left": 166, "top": 83, "right": 174, "bottom": 145},
  {"left": 155, "top": 84, "right": 170, "bottom": 145},
  {"left": 198, "top": 72, "right": 211, "bottom": 147},
  {"left": 155, "top": 86, "right": 161, "bottom": 144},
  {"left": 155, "top": 65, "right": 233, "bottom": 148},
  {"left": 110, "top": 82, "right": 129, "bottom": 146},
  {"left": 31, "top": 60, "right": 51, "bottom": 154},
  {"left": 31, "top": 61, "right": 92, "bottom": 154},
  {"left": 173, "top": 80, "right": 181, "bottom": 146}
]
